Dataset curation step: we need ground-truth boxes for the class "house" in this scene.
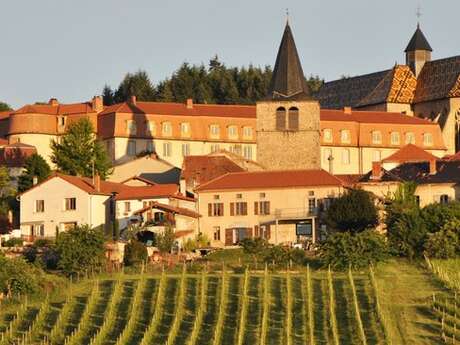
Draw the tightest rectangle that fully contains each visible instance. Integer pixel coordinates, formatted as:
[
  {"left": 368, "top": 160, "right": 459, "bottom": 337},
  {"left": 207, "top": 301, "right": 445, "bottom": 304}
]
[
  {"left": 18, "top": 172, "right": 196, "bottom": 241},
  {"left": 195, "top": 169, "right": 344, "bottom": 247}
]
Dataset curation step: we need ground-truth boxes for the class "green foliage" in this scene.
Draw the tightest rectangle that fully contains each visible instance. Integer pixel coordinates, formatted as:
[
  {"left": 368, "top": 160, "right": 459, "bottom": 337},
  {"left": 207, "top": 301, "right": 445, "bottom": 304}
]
[
  {"left": 112, "top": 219, "right": 120, "bottom": 241},
  {"left": 124, "top": 240, "right": 148, "bottom": 266},
  {"left": 183, "top": 232, "right": 211, "bottom": 252},
  {"left": 113, "top": 70, "right": 156, "bottom": 104},
  {"left": 240, "top": 237, "right": 268, "bottom": 257},
  {"left": 156, "top": 226, "right": 175, "bottom": 253},
  {"left": 2, "top": 237, "right": 23, "bottom": 247},
  {"left": 326, "top": 189, "right": 378, "bottom": 233},
  {"left": 0, "top": 256, "right": 42, "bottom": 295},
  {"left": 0, "top": 101, "right": 12, "bottom": 111},
  {"left": 262, "top": 245, "right": 291, "bottom": 265},
  {"left": 51, "top": 118, "right": 111, "bottom": 179},
  {"left": 421, "top": 202, "right": 460, "bottom": 233},
  {"left": 424, "top": 220, "right": 460, "bottom": 259},
  {"left": 18, "top": 153, "right": 51, "bottom": 192},
  {"left": 319, "top": 230, "right": 388, "bottom": 270},
  {"left": 55, "top": 224, "right": 105, "bottom": 275}
]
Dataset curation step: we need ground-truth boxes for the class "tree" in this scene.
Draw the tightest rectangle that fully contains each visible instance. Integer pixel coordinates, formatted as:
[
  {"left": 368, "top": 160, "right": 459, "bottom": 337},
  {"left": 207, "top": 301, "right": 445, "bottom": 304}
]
[
  {"left": 156, "top": 225, "right": 175, "bottom": 254},
  {"left": 51, "top": 118, "right": 111, "bottom": 179},
  {"left": 0, "top": 166, "right": 13, "bottom": 198},
  {"left": 421, "top": 202, "right": 460, "bottom": 233},
  {"left": 124, "top": 240, "right": 148, "bottom": 266},
  {"left": 55, "top": 224, "right": 106, "bottom": 275},
  {"left": 102, "top": 84, "right": 115, "bottom": 106},
  {"left": 325, "top": 189, "right": 378, "bottom": 233},
  {"left": 0, "top": 102, "right": 11, "bottom": 112},
  {"left": 18, "top": 154, "right": 51, "bottom": 192},
  {"left": 114, "top": 70, "right": 156, "bottom": 103},
  {"left": 306, "top": 75, "right": 324, "bottom": 93},
  {"left": 424, "top": 220, "right": 460, "bottom": 259}
]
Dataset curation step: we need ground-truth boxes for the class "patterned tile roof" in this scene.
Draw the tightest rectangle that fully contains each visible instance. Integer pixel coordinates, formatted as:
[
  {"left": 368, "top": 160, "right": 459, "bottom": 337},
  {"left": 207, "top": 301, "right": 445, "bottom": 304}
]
[{"left": 415, "top": 56, "right": 460, "bottom": 103}]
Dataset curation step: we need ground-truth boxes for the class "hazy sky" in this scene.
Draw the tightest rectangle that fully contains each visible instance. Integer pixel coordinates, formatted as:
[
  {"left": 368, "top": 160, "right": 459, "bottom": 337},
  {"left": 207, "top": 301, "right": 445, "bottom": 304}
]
[{"left": 1, "top": 0, "right": 459, "bottom": 108}]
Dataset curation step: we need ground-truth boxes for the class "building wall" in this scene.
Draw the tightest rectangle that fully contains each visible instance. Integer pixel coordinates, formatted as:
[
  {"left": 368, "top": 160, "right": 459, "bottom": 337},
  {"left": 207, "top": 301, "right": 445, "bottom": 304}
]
[
  {"left": 9, "top": 133, "right": 57, "bottom": 165},
  {"left": 115, "top": 197, "right": 170, "bottom": 230},
  {"left": 256, "top": 100, "right": 321, "bottom": 170},
  {"left": 19, "top": 177, "right": 109, "bottom": 237},
  {"left": 197, "top": 185, "right": 343, "bottom": 247}
]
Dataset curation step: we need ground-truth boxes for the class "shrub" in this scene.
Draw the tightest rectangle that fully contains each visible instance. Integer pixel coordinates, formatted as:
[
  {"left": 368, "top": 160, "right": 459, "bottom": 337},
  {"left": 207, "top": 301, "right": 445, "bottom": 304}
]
[
  {"left": 156, "top": 226, "right": 176, "bottom": 254},
  {"left": 424, "top": 220, "right": 460, "bottom": 259},
  {"left": 325, "top": 189, "right": 378, "bottom": 234},
  {"left": 241, "top": 237, "right": 268, "bottom": 260},
  {"left": 319, "top": 230, "right": 388, "bottom": 270},
  {"left": 421, "top": 202, "right": 460, "bottom": 233},
  {"left": 0, "top": 256, "right": 42, "bottom": 295},
  {"left": 2, "top": 238, "right": 23, "bottom": 247},
  {"left": 124, "top": 240, "right": 148, "bottom": 266},
  {"left": 263, "top": 245, "right": 291, "bottom": 266},
  {"left": 55, "top": 224, "right": 106, "bottom": 275}
]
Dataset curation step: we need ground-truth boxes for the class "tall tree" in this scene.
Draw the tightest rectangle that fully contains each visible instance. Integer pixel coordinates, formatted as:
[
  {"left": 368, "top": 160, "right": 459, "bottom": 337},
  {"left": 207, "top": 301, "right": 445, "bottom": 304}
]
[
  {"left": 114, "top": 70, "right": 156, "bottom": 103},
  {"left": 51, "top": 118, "right": 112, "bottom": 179},
  {"left": 18, "top": 154, "right": 51, "bottom": 192},
  {"left": 102, "top": 85, "right": 115, "bottom": 106},
  {"left": 0, "top": 102, "right": 12, "bottom": 112}
]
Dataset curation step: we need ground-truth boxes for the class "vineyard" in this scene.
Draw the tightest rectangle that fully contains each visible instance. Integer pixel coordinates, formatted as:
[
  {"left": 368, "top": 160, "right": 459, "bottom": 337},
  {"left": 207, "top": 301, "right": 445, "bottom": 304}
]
[{"left": 0, "top": 260, "right": 455, "bottom": 345}]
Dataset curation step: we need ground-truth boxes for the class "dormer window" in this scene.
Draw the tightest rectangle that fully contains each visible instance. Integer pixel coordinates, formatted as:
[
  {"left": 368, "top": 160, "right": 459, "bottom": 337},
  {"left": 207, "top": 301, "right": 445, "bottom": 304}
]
[
  {"left": 340, "top": 130, "right": 351, "bottom": 144},
  {"left": 323, "top": 129, "right": 333, "bottom": 143},
  {"left": 276, "top": 107, "right": 286, "bottom": 130},
  {"left": 227, "top": 125, "right": 238, "bottom": 139},
  {"left": 210, "top": 124, "right": 220, "bottom": 138},
  {"left": 423, "top": 133, "right": 433, "bottom": 146},
  {"left": 371, "top": 130, "right": 382, "bottom": 144},
  {"left": 162, "top": 122, "right": 172, "bottom": 136},
  {"left": 390, "top": 132, "right": 400, "bottom": 145},
  {"left": 180, "top": 122, "right": 190, "bottom": 137},
  {"left": 405, "top": 132, "right": 415, "bottom": 144}
]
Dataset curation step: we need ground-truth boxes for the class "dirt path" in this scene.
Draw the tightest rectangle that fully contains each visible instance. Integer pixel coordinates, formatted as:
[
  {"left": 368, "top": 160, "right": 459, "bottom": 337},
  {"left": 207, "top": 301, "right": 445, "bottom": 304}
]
[{"left": 375, "top": 260, "right": 449, "bottom": 345}]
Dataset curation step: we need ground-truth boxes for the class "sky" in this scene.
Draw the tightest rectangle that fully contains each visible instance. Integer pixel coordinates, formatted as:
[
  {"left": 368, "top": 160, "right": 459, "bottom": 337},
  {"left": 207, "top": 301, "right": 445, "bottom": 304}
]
[{"left": 1, "top": 0, "right": 459, "bottom": 108}]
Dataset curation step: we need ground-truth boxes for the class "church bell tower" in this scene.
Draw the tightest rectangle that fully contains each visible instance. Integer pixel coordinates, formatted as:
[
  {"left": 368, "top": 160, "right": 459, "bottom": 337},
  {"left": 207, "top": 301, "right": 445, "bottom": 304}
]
[
  {"left": 405, "top": 24, "right": 432, "bottom": 77},
  {"left": 256, "top": 21, "right": 321, "bottom": 170}
]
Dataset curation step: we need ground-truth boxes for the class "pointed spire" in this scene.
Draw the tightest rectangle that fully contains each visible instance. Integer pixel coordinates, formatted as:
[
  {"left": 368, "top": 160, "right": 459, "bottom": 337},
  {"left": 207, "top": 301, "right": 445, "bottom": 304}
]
[
  {"left": 266, "top": 22, "right": 311, "bottom": 101},
  {"left": 405, "top": 24, "right": 432, "bottom": 52}
]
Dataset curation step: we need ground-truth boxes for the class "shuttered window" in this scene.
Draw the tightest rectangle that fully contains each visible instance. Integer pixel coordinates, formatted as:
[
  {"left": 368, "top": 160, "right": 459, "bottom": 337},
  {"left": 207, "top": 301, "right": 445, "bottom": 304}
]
[{"left": 288, "top": 107, "right": 299, "bottom": 130}]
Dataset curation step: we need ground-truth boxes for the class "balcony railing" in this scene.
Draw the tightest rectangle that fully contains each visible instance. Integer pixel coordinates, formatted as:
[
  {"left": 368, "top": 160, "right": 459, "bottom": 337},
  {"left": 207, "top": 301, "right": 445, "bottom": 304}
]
[{"left": 273, "top": 208, "right": 317, "bottom": 219}]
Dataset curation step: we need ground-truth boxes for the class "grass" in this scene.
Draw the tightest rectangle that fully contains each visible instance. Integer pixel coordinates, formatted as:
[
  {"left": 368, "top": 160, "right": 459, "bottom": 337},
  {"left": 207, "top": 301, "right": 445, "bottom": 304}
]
[{"left": 0, "top": 259, "right": 456, "bottom": 345}]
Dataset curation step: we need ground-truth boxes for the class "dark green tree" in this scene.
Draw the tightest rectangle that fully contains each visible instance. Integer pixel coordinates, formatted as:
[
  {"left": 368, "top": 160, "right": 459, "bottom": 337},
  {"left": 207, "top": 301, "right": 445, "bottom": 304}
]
[
  {"left": 124, "top": 240, "right": 148, "bottom": 266},
  {"left": 50, "top": 118, "right": 111, "bottom": 179},
  {"left": 156, "top": 225, "right": 176, "bottom": 254},
  {"left": 102, "top": 85, "right": 115, "bottom": 106},
  {"left": 421, "top": 202, "right": 460, "bottom": 233},
  {"left": 55, "top": 224, "right": 105, "bottom": 275},
  {"left": 306, "top": 75, "right": 324, "bottom": 93},
  {"left": 325, "top": 189, "right": 379, "bottom": 233},
  {"left": 18, "top": 154, "right": 51, "bottom": 192},
  {"left": 0, "top": 102, "right": 11, "bottom": 112},
  {"left": 114, "top": 70, "right": 156, "bottom": 103}
]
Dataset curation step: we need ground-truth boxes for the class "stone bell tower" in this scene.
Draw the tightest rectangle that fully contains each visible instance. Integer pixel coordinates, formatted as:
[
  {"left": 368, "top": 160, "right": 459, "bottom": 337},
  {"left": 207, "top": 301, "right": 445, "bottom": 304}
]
[
  {"left": 256, "top": 21, "right": 321, "bottom": 170},
  {"left": 405, "top": 23, "right": 432, "bottom": 78}
]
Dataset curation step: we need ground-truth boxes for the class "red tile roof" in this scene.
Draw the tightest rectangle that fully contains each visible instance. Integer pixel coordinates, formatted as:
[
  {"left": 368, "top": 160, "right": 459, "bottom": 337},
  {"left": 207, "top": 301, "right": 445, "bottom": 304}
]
[
  {"left": 382, "top": 144, "right": 437, "bottom": 163},
  {"left": 133, "top": 202, "right": 201, "bottom": 218},
  {"left": 196, "top": 169, "right": 343, "bottom": 191},
  {"left": 320, "top": 109, "right": 434, "bottom": 125},
  {"left": 182, "top": 155, "right": 245, "bottom": 187},
  {"left": 0, "top": 138, "right": 8, "bottom": 146},
  {"left": 113, "top": 184, "right": 179, "bottom": 201},
  {"left": 0, "top": 111, "right": 11, "bottom": 120},
  {"left": 443, "top": 151, "right": 460, "bottom": 161},
  {"left": 0, "top": 143, "right": 37, "bottom": 167},
  {"left": 14, "top": 103, "right": 95, "bottom": 115},
  {"left": 334, "top": 174, "right": 364, "bottom": 187},
  {"left": 99, "top": 101, "right": 255, "bottom": 118}
]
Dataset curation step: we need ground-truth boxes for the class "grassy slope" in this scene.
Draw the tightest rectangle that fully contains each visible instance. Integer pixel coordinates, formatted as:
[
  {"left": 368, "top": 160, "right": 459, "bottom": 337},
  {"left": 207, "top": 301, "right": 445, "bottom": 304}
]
[{"left": 375, "top": 259, "right": 450, "bottom": 345}]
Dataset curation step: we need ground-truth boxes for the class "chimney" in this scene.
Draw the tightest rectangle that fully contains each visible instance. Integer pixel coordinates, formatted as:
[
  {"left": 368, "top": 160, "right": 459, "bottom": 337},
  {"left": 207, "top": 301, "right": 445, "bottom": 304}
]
[
  {"left": 429, "top": 159, "right": 437, "bottom": 175},
  {"left": 32, "top": 176, "right": 38, "bottom": 185},
  {"left": 179, "top": 178, "right": 187, "bottom": 195},
  {"left": 344, "top": 106, "right": 352, "bottom": 114},
  {"left": 48, "top": 98, "right": 59, "bottom": 106},
  {"left": 92, "top": 96, "right": 103, "bottom": 112},
  {"left": 186, "top": 98, "right": 193, "bottom": 109},
  {"left": 371, "top": 161, "right": 382, "bottom": 180},
  {"left": 93, "top": 173, "right": 101, "bottom": 192},
  {"left": 129, "top": 95, "right": 137, "bottom": 105}
]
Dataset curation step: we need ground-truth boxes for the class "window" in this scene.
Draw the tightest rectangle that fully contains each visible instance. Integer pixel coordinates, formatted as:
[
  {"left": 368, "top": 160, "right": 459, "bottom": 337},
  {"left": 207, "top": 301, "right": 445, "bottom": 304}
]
[
  {"left": 243, "top": 126, "right": 253, "bottom": 138},
  {"left": 162, "top": 122, "right": 172, "bottom": 136},
  {"left": 423, "top": 133, "right": 433, "bottom": 146},
  {"left": 259, "top": 193, "right": 266, "bottom": 198},
  {"left": 146, "top": 141, "right": 154, "bottom": 152},
  {"left": 276, "top": 107, "right": 286, "bottom": 130},
  {"left": 288, "top": 107, "right": 299, "bottom": 130},
  {"left": 390, "top": 132, "right": 400, "bottom": 145},
  {"left": 254, "top": 201, "right": 270, "bottom": 215},
  {"left": 58, "top": 116, "right": 66, "bottom": 127},
  {"left": 210, "top": 144, "right": 220, "bottom": 153},
  {"left": 227, "top": 125, "right": 238, "bottom": 138},
  {"left": 324, "top": 148, "right": 332, "bottom": 163},
  {"left": 440, "top": 194, "right": 449, "bottom": 204},
  {"left": 35, "top": 200, "right": 44, "bottom": 213},
  {"left": 124, "top": 202, "right": 131, "bottom": 213},
  {"left": 210, "top": 124, "right": 220, "bottom": 137},
  {"left": 180, "top": 122, "right": 190, "bottom": 137},
  {"left": 32, "top": 224, "right": 45, "bottom": 237},
  {"left": 64, "top": 198, "right": 76, "bottom": 211},
  {"left": 373, "top": 150, "right": 381, "bottom": 162},
  {"left": 340, "top": 130, "right": 351, "bottom": 144},
  {"left": 243, "top": 145, "right": 252, "bottom": 160},
  {"left": 405, "top": 132, "right": 415, "bottom": 144},
  {"left": 127, "top": 120, "right": 137, "bottom": 136},
  {"left": 182, "top": 143, "right": 190, "bottom": 157},
  {"left": 371, "top": 130, "right": 382, "bottom": 144},
  {"left": 146, "top": 121, "right": 155, "bottom": 136},
  {"left": 308, "top": 198, "right": 316, "bottom": 213},
  {"left": 341, "top": 149, "right": 350, "bottom": 164},
  {"left": 163, "top": 142, "right": 172, "bottom": 157},
  {"left": 127, "top": 140, "right": 136, "bottom": 156},
  {"left": 230, "top": 202, "right": 247, "bottom": 216},
  {"left": 213, "top": 226, "right": 221, "bottom": 241},
  {"left": 230, "top": 144, "right": 242, "bottom": 155},
  {"left": 236, "top": 194, "right": 242, "bottom": 199},
  {"left": 213, "top": 195, "right": 220, "bottom": 200},
  {"left": 208, "top": 203, "right": 224, "bottom": 216},
  {"left": 323, "top": 129, "right": 333, "bottom": 143}
]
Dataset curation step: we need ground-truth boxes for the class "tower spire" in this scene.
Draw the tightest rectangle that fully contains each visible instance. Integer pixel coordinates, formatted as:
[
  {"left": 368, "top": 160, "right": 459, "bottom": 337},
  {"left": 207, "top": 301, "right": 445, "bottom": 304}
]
[{"left": 266, "top": 21, "right": 311, "bottom": 101}]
